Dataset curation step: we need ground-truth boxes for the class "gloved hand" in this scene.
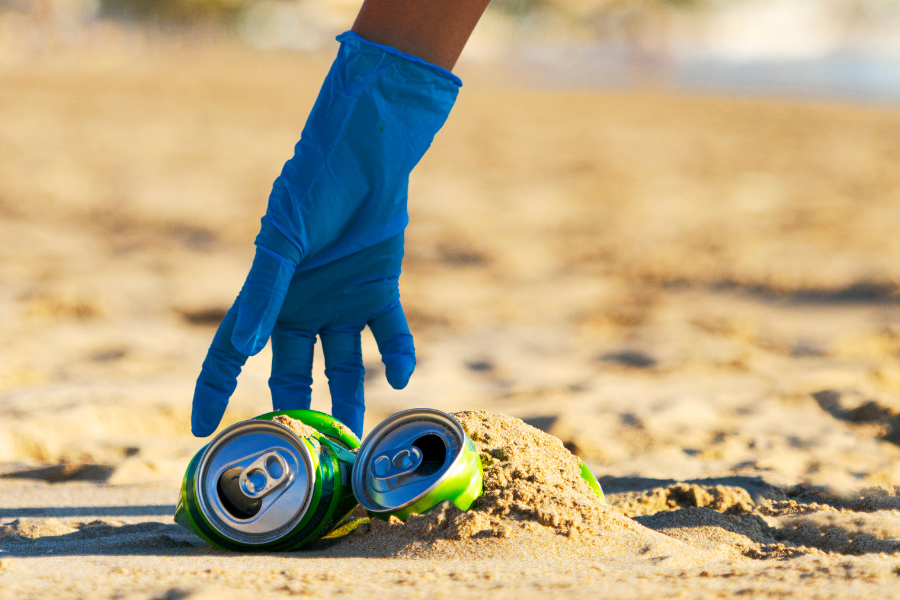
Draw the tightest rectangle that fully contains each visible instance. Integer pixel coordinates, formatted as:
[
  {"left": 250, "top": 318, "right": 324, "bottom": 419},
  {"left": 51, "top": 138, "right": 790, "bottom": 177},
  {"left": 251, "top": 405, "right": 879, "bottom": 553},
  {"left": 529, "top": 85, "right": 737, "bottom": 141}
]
[{"left": 191, "top": 31, "right": 461, "bottom": 438}]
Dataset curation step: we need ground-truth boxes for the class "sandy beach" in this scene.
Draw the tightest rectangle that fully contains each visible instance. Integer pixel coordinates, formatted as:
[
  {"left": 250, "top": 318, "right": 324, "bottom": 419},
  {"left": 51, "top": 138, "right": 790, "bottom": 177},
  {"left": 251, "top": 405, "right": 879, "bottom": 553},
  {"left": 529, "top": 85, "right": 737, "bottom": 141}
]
[{"left": 2, "top": 37, "right": 900, "bottom": 598}]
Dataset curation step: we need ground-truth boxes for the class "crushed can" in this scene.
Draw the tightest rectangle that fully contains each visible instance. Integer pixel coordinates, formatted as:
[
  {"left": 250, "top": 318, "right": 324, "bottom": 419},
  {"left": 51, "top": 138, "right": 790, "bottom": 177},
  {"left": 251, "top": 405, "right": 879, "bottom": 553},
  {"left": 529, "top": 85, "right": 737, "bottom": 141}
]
[
  {"left": 175, "top": 409, "right": 360, "bottom": 551},
  {"left": 351, "top": 408, "right": 483, "bottom": 521}
]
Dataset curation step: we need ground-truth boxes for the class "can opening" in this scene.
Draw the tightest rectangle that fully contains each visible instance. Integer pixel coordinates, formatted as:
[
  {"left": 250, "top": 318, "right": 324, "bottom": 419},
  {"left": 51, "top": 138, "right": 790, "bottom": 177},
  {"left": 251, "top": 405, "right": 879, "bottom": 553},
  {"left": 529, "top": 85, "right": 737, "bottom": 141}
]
[
  {"left": 411, "top": 434, "right": 447, "bottom": 477},
  {"left": 217, "top": 466, "right": 262, "bottom": 519}
]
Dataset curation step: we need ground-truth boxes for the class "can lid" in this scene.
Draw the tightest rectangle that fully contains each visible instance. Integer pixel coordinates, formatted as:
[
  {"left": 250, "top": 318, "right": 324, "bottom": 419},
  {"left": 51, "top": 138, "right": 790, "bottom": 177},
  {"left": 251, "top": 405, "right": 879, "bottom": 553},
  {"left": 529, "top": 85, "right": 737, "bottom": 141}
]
[
  {"left": 196, "top": 420, "right": 315, "bottom": 545},
  {"left": 352, "top": 408, "right": 464, "bottom": 513}
]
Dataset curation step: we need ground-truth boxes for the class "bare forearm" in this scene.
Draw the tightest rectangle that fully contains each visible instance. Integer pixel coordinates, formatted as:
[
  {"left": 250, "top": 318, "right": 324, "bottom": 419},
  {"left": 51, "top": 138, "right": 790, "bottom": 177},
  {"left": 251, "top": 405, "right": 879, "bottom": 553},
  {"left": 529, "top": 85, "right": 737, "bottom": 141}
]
[{"left": 351, "top": 0, "right": 491, "bottom": 70}]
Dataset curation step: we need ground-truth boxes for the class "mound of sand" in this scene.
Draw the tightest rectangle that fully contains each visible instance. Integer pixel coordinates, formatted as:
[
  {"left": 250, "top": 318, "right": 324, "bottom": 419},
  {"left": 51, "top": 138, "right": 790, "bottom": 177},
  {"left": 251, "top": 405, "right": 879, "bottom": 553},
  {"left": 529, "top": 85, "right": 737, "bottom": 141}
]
[{"left": 323, "top": 412, "right": 712, "bottom": 563}]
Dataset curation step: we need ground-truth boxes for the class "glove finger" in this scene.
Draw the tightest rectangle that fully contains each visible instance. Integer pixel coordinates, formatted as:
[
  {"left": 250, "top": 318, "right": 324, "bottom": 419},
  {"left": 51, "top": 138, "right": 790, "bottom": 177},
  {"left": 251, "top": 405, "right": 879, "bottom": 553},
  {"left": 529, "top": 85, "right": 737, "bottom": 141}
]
[
  {"left": 232, "top": 245, "right": 296, "bottom": 356},
  {"left": 192, "top": 308, "right": 249, "bottom": 437},
  {"left": 320, "top": 327, "right": 365, "bottom": 438},
  {"left": 269, "top": 326, "right": 317, "bottom": 412},
  {"left": 368, "top": 301, "right": 416, "bottom": 390}
]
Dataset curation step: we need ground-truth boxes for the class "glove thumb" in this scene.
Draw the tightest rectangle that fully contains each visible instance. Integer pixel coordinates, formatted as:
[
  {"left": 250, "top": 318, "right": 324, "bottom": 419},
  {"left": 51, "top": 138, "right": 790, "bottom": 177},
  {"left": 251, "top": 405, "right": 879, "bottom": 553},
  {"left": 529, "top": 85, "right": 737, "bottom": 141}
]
[{"left": 232, "top": 245, "right": 296, "bottom": 356}]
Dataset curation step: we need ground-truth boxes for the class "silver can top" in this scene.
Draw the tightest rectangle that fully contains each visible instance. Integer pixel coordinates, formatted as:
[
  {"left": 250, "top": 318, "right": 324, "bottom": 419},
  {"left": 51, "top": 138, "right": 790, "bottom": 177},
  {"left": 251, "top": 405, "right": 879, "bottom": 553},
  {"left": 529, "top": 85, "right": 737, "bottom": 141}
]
[
  {"left": 195, "top": 420, "right": 315, "bottom": 545},
  {"left": 352, "top": 408, "right": 464, "bottom": 513}
]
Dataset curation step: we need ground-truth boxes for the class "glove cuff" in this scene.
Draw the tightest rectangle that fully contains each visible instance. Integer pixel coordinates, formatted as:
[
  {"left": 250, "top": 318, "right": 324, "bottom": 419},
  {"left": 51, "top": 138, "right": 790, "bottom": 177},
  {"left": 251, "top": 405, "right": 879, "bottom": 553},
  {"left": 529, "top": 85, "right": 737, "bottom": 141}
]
[{"left": 337, "top": 30, "right": 463, "bottom": 88}]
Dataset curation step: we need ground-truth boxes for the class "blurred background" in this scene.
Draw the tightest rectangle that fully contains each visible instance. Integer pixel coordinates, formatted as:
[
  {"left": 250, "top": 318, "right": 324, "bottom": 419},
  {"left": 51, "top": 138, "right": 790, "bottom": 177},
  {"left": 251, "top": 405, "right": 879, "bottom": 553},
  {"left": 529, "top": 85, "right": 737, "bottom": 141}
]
[
  {"left": 2, "top": 0, "right": 900, "bottom": 497},
  {"left": 4, "top": 0, "right": 900, "bottom": 98}
]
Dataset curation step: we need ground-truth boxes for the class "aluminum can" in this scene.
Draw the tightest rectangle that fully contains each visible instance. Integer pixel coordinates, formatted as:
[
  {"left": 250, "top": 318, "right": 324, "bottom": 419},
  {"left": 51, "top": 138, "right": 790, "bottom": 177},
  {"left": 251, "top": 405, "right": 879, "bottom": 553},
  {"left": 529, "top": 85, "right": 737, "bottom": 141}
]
[
  {"left": 579, "top": 462, "right": 607, "bottom": 505},
  {"left": 175, "top": 409, "right": 360, "bottom": 551},
  {"left": 351, "top": 408, "right": 483, "bottom": 521}
]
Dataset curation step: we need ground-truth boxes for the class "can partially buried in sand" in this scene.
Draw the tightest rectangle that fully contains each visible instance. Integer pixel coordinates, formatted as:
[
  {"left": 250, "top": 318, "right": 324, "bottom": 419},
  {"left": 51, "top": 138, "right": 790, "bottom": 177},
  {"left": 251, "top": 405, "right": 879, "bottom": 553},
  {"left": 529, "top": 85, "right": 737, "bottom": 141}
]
[
  {"left": 352, "top": 408, "right": 483, "bottom": 520},
  {"left": 175, "top": 409, "right": 360, "bottom": 551}
]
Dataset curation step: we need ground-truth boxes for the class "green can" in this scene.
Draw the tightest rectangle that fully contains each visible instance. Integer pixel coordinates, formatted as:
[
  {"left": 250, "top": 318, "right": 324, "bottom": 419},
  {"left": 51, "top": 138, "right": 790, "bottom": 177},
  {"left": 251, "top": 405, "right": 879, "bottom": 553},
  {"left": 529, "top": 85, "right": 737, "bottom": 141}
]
[
  {"left": 175, "top": 409, "right": 360, "bottom": 551},
  {"left": 351, "top": 408, "right": 483, "bottom": 521},
  {"left": 579, "top": 461, "right": 607, "bottom": 505}
]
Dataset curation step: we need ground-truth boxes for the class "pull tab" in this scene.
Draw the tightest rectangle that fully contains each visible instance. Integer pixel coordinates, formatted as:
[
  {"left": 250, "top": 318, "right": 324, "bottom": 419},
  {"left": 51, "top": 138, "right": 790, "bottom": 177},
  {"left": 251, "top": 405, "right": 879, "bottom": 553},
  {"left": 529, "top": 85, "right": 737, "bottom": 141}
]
[
  {"left": 371, "top": 446, "right": 423, "bottom": 480},
  {"left": 239, "top": 451, "right": 290, "bottom": 499}
]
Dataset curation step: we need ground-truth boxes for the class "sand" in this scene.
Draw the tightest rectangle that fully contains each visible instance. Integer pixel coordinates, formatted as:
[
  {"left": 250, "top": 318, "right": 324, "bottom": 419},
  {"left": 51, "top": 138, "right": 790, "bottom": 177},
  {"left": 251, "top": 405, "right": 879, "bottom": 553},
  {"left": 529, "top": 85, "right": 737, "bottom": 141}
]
[
  {"left": 270, "top": 414, "right": 320, "bottom": 443},
  {"left": 3, "top": 32, "right": 900, "bottom": 598},
  {"left": 323, "top": 412, "right": 709, "bottom": 564}
]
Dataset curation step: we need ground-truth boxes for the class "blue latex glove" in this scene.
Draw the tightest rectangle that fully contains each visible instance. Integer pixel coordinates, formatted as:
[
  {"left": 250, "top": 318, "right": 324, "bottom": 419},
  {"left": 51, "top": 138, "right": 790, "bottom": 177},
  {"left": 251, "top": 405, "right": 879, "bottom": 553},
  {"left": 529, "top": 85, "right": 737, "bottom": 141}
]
[{"left": 191, "top": 31, "right": 461, "bottom": 438}]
